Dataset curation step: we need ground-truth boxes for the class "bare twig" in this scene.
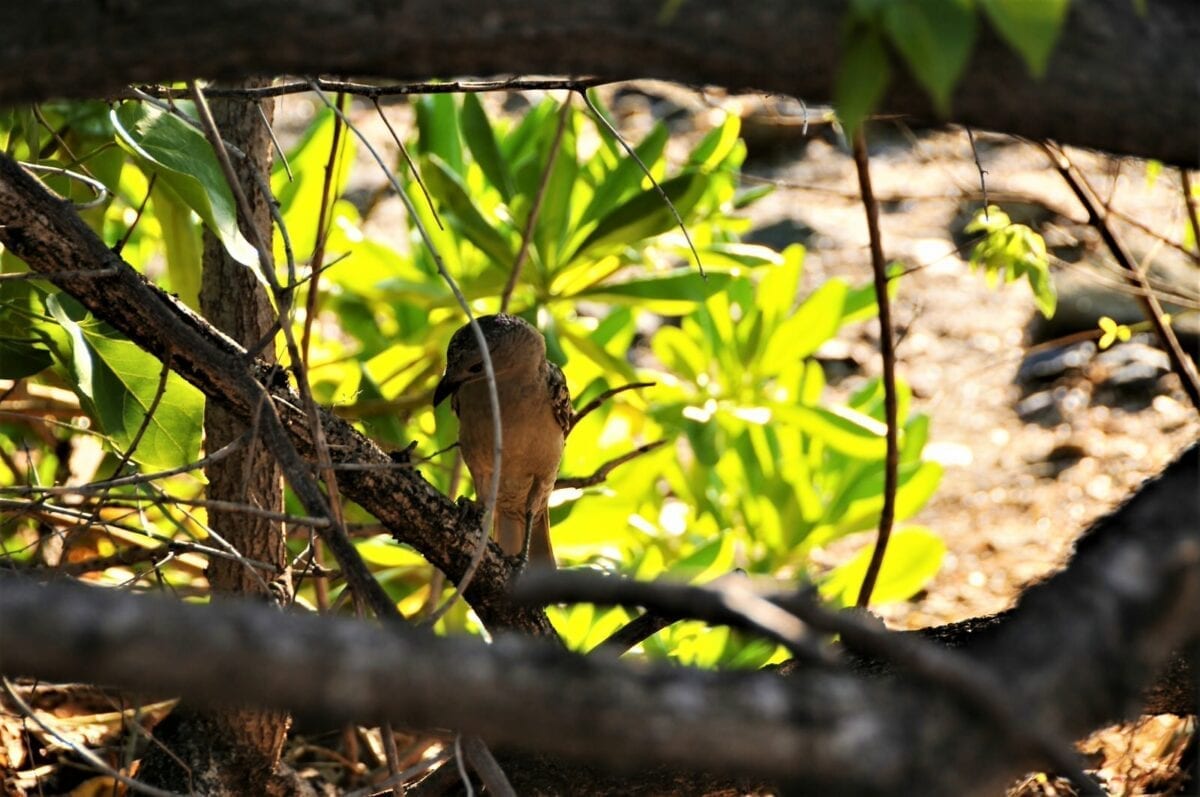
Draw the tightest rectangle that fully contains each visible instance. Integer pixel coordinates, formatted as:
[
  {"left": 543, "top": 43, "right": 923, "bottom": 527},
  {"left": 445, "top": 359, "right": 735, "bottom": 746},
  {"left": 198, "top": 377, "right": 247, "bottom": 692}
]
[
  {"left": 1, "top": 433, "right": 246, "bottom": 496},
  {"left": 372, "top": 98, "right": 442, "bottom": 231},
  {"left": 19, "top": 162, "right": 109, "bottom": 209},
  {"left": 133, "top": 76, "right": 610, "bottom": 101},
  {"left": 340, "top": 749, "right": 453, "bottom": 797},
  {"left": 577, "top": 89, "right": 705, "bottom": 277},
  {"left": 461, "top": 735, "right": 517, "bottom": 797},
  {"left": 1181, "top": 168, "right": 1200, "bottom": 261},
  {"left": 568, "top": 381, "right": 655, "bottom": 433},
  {"left": 850, "top": 129, "right": 900, "bottom": 610},
  {"left": 0, "top": 267, "right": 120, "bottom": 282},
  {"left": 500, "top": 95, "right": 572, "bottom": 312},
  {"left": 302, "top": 90, "right": 347, "bottom": 360},
  {"left": 965, "top": 125, "right": 988, "bottom": 216},
  {"left": 453, "top": 734, "right": 474, "bottom": 797},
  {"left": 1043, "top": 142, "right": 1200, "bottom": 413},
  {"left": 554, "top": 440, "right": 665, "bottom": 489},
  {"left": 113, "top": 172, "right": 157, "bottom": 255}
]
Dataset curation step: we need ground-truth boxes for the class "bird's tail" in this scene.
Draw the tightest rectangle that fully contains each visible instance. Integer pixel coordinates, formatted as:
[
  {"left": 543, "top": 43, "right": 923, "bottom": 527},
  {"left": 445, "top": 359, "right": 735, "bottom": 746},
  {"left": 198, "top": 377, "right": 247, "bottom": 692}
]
[{"left": 494, "top": 509, "right": 555, "bottom": 565}]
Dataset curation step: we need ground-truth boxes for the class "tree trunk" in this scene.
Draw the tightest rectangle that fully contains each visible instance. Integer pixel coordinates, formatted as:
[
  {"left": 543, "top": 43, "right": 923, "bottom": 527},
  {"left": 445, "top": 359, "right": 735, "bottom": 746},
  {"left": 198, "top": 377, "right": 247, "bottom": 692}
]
[{"left": 138, "top": 81, "right": 301, "bottom": 797}]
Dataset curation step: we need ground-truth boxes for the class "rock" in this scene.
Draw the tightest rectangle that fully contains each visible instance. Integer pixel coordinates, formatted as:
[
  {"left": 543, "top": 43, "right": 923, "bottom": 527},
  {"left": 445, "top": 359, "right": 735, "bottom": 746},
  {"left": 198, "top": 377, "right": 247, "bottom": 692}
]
[
  {"left": 1017, "top": 341, "right": 1097, "bottom": 385},
  {"left": 1016, "top": 390, "right": 1062, "bottom": 425}
]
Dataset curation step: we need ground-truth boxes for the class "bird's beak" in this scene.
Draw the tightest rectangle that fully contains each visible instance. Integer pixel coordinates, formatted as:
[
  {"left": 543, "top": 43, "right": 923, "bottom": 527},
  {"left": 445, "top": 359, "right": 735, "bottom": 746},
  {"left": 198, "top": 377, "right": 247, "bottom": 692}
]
[{"left": 433, "top": 375, "right": 458, "bottom": 407}]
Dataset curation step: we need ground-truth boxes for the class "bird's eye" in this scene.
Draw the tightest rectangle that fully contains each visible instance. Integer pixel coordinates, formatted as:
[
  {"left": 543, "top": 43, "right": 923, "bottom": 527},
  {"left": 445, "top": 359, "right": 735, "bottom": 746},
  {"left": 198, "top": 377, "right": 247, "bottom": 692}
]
[{"left": 468, "top": 363, "right": 484, "bottom": 374}]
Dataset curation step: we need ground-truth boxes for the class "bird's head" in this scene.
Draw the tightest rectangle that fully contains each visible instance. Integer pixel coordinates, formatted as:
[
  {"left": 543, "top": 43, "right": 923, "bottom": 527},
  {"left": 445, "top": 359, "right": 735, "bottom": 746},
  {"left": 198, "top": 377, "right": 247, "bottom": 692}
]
[{"left": 433, "top": 314, "right": 547, "bottom": 406}]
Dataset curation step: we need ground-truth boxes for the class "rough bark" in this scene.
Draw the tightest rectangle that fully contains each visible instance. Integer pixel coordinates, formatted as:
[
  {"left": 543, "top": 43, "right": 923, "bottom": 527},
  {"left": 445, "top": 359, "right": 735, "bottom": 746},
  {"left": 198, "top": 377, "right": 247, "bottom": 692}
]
[
  {"left": 0, "top": 0, "right": 1196, "bottom": 166},
  {"left": 0, "top": 444, "right": 1197, "bottom": 796},
  {"left": 136, "top": 82, "right": 299, "bottom": 797},
  {"left": 0, "top": 152, "right": 553, "bottom": 637}
]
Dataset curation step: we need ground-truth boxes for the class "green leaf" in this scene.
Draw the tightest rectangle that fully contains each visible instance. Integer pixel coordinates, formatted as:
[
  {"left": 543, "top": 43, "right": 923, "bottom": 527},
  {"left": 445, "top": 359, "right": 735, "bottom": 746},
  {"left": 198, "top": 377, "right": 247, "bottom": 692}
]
[
  {"left": 41, "top": 295, "right": 204, "bottom": 471},
  {"left": 111, "top": 103, "right": 259, "bottom": 271},
  {"left": 0, "top": 278, "right": 52, "bottom": 379},
  {"left": 882, "top": 0, "right": 977, "bottom": 114},
  {"left": 687, "top": 113, "right": 742, "bottom": 172},
  {"left": 835, "top": 26, "right": 891, "bottom": 137},
  {"left": 460, "top": 93, "right": 514, "bottom": 200},
  {"left": 414, "top": 93, "right": 463, "bottom": 174},
  {"left": 819, "top": 526, "right": 945, "bottom": 606},
  {"left": 980, "top": 0, "right": 1070, "bottom": 77},
  {"left": 574, "top": 269, "right": 732, "bottom": 314},
  {"left": 571, "top": 172, "right": 705, "bottom": 262},
  {"left": 666, "top": 532, "right": 736, "bottom": 584},
  {"left": 356, "top": 536, "right": 426, "bottom": 568},
  {"left": 761, "top": 278, "right": 848, "bottom": 366},
  {"left": 774, "top": 403, "right": 887, "bottom": 459},
  {"left": 422, "top": 155, "right": 516, "bottom": 269},
  {"left": 272, "top": 108, "right": 357, "bottom": 262},
  {"left": 966, "top": 206, "right": 1055, "bottom": 317},
  {"left": 578, "top": 122, "right": 670, "bottom": 228},
  {"left": 0, "top": 338, "right": 52, "bottom": 379},
  {"left": 151, "top": 186, "right": 202, "bottom": 310}
]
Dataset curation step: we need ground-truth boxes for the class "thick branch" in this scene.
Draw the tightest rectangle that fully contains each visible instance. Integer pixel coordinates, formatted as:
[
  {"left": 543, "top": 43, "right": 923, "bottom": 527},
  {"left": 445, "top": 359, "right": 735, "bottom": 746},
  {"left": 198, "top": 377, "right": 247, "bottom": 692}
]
[
  {"left": 0, "top": 154, "right": 552, "bottom": 638},
  {"left": 0, "top": 0, "right": 1196, "bottom": 165},
  {"left": 1, "top": 443, "right": 1197, "bottom": 796}
]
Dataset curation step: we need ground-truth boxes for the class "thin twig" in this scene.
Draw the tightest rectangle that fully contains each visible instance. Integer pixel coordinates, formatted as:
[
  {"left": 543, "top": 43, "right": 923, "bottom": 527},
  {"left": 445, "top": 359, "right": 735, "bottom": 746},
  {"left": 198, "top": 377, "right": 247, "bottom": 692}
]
[
  {"left": 569, "top": 381, "right": 656, "bottom": 433},
  {"left": 381, "top": 723, "right": 404, "bottom": 797},
  {"left": 19, "top": 162, "right": 109, "bottom": 209},
  {"left": 341, "top": 750, "right": 453, "bottom": 797},
  {"left": 1181, "top": 168, "right": 1200, "bottom": 262},
  {"left": 500, "top": 95, "right": 572, "bottom": 312},
  {"left": 133, "top": 76, "right": 610, "bottom": 101},
  {"left": 965, "top": 125, "right": 988, "bottom": 217},
  {"left": 461, "top": 735, "right": 517, "bottom": 797},
  {"left": 577, "top": 89, "right": 705, "bottom": 277},
  {"left": 850, "top": 129, "right": 899, "bottom": 610},
  {"left": 2, "top": 433, "right": 246, "bottom": 495},
  {"left": 302, "top": 90, "right": 347, "bottom": 363},
  {"left": 113, "top": 172, "right": 157, "bottom": 255},
  {"left": 258, "top": 102, "right": 293, "bottom": 182},
  {"left": 554, "top": 440, "right": 665, "bottom": 489},
  {"left": 1042, "top": 142, "right": 1200, "bottom": 413},
  {"left": 453, "top": 734, "right": 474, "bottom": 797},
  {"left": 373, "top": 98, "right": 442, "bottom": 231},
  {"left": 0, "top": 267, "right": 120, "bottom": 282}
]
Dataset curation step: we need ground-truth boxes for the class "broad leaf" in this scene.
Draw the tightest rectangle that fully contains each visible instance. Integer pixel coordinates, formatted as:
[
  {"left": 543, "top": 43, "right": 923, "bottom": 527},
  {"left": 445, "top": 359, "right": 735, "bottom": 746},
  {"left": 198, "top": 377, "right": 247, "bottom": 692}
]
[{"left": 111, "top": 102, "right": 259, "bottom": 270}]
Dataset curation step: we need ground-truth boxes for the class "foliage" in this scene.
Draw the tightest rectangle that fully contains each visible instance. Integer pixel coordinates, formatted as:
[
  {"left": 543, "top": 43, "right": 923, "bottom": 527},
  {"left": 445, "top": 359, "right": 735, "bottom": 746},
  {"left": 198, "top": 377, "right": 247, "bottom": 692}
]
[
  {"left": 837, "top": 0, "right": 1071, "bottom": 134},
  {"left": 0, "top": 90, "right": 946, "bottom": 669},
  {"left": 964, "top": 205, "right": 1056, "bottom": 318}
]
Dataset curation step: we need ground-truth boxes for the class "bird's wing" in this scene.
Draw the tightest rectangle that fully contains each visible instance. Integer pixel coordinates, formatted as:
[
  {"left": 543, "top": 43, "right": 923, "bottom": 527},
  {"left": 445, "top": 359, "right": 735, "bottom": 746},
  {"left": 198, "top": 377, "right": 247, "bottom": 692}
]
[{"left": 546, "top": 362, "right": 573, "bottom": 436}]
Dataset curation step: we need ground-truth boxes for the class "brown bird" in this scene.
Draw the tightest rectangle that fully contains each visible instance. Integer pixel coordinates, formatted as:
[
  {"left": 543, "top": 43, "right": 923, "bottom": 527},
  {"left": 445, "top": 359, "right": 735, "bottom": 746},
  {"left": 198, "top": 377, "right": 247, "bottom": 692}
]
[{"left": 433, "top": 314, "right": 572, "bottom": 563}]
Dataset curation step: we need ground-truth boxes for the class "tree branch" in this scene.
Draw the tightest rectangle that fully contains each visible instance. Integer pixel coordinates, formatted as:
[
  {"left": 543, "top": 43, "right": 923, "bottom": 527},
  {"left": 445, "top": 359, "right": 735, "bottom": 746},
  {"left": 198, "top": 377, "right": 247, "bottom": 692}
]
[
  {"left": 0, "top": 1, "right": 1196, "bottom": 166},
  {"left": 0, "top": 442, "right": 1196, "bottom": 796}
]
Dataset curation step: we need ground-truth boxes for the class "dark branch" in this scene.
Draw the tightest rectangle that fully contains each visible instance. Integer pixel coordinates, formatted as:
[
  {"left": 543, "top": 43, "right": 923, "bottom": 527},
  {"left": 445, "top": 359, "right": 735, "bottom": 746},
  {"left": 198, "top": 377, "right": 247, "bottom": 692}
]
[{"left": 0, "top": 1, "right": 1196, "bottom": 165}]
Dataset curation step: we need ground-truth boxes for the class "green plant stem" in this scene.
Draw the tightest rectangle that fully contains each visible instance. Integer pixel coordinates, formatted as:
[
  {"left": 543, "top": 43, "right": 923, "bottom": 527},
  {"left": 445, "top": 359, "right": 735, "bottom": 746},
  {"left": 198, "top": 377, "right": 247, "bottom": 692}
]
[
  {"left": 851, "top": 127, "right": 900, "bottom": 610},
  {"left": 500, "top": 95, "right": 571, "bottom": 312}
]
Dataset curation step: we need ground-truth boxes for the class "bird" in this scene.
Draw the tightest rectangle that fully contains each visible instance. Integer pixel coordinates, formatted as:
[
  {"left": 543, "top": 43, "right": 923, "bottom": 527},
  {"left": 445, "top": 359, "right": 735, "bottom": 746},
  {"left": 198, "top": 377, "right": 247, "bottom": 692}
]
[{"left": 433, "top": 314, "right": 572, "bottom": 564}]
